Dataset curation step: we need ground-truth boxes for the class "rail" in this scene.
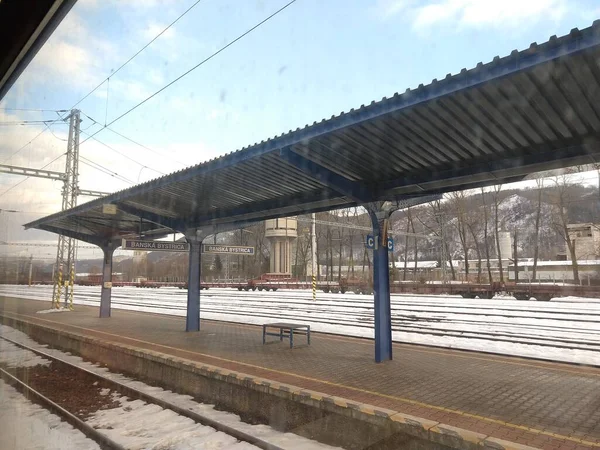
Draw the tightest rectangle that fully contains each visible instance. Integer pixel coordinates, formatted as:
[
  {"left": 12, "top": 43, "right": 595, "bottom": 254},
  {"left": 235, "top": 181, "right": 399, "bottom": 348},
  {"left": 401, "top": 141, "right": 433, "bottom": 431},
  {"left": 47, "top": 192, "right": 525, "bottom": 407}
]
[
  {"left": 0, "top": 366, "right": 125, "bottom": 450},
  {"left": 0, "top": 335, "right": 284, "bottom": 450}
]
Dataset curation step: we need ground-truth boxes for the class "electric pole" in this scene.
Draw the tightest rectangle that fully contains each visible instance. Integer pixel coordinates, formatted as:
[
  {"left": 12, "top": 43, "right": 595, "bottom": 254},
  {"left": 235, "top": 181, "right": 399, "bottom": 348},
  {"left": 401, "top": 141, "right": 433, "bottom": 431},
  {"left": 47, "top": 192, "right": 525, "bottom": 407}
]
[
  {"left": 28, "top": 255, "right": 33, "bottom": 286},
  {"left": 52, "top": 109, "right": 81, "bottom": 309},
  {"left": 311, "top": 214, "right": 317, "bottom": 277}
]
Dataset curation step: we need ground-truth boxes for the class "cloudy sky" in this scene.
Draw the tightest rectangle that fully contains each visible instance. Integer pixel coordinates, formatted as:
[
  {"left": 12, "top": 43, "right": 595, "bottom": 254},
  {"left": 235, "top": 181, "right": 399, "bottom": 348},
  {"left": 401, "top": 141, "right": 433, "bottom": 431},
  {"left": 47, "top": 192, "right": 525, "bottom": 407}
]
[{"left": 1, "top": 0, "right": 599, "bottom": 259}]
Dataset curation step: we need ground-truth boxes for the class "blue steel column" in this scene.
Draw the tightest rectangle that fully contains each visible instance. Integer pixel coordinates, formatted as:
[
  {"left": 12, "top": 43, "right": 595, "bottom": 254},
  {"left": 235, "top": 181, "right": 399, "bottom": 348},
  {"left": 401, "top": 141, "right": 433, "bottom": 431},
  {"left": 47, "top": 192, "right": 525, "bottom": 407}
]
[
  {"left": 186, "top": 237, "right": 202, "bottom": 331},
  {"left": 99, "top": 244, "right": 116, "bottom": 318},
  {"left": 369, "top": 209, "right": 392, "bottom": 363}
]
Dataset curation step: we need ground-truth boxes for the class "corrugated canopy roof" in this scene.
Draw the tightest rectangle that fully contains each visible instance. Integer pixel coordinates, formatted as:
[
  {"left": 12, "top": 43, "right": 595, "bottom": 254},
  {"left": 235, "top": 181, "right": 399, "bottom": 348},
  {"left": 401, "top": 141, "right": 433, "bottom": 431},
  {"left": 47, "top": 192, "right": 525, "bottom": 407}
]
[{"left": 26, "top": 22, "right": 600, "bottom": 246}]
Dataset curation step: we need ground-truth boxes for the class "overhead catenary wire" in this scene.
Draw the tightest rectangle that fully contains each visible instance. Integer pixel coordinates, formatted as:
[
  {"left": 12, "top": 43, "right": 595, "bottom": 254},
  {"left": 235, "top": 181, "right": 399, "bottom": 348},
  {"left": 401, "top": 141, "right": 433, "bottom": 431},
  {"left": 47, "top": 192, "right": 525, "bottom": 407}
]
[
  {"left": 79, "top": 160, "right": 133, "bottom": 185},
  {"left": 0, "top": 108, "right": 69, "bottom": 113},
  {"left": 1, "top": 118, "right": 68, "bottom": 163},
  {"left": 80, "top": 111, "right": 187, "bottom": 167},
  {"left": 79, "top": 0, "right": 298, "bottom": 147},
  {"left": 79, "top": 129, "right": 165, "bottom": 176},
  {"left": 44, "top": 122, "right": 69, "bottom": 142},
  {"left": 69, "top": 0, "right": 205, "bottom": 112},
  {"left": 104, "top": 78, "right": 110, "bottom": 127},
  {"left": 2, "top": 0, "right": 296, "bottom": 199},
  {"left": 2, "top": 1, "right": 205, "bottom": 167},
  {"left": 79, "top": 156, "right": 134, "bottom": 184},
  {"left": 79, "top": 156, "right": 134, "bottom": 185},
  {"left": 0, "top": 120, "right": 68, "bottom": 126},
  {"left": 106, "top": 126, "right": 188, "bottom": 167}
]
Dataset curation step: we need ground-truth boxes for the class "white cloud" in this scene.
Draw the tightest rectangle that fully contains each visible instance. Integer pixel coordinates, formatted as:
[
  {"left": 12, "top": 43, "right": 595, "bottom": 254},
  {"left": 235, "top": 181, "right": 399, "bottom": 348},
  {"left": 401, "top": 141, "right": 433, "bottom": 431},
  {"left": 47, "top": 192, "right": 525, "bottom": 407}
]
[
  {"left": 0, "top": 124, "right": 215, "bottom": 250},
  {"left": 375, "top": 0, "right": 417, "bottom": 18},
  {"left": 34, "top": 40, "right": 93, "bottom": 78},
  {"left": 12, "top": 1, "right": 204, "bottom": 110},
  {"left": 379, "top": 0, "right": 568, "bottom": 30},
  {"left": 121, "top": 0, "right": 178, "bottom": 9},
  {"left": 108, "top": 79, "right": 153, "bottom": 103},
  {"left": 142, "top": 21, "right": 176, "bottom": 41},
  {"left": 0, "top": 112, "right": 70, "bottom": 220},
  {"left": 0, "top": 1, "right": 213, "bottom": 246},
  {"left": 17, "top": 10, "right": 119, "bottom": 98}
]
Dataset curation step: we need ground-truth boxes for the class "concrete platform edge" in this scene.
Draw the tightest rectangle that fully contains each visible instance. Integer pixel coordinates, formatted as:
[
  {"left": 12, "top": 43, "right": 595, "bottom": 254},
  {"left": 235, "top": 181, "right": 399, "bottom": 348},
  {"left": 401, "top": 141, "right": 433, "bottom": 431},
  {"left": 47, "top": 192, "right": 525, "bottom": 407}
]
[{"left": 0, "top": 313, "right": 540, "bottom": 450}]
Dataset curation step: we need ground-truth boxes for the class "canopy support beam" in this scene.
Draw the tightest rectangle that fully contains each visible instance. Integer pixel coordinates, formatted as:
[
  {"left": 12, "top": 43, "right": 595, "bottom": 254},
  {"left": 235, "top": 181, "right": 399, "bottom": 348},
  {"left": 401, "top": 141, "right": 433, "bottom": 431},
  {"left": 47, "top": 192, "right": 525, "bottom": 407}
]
[
  {"left": 183, "top": 222, "right": 256, "bottom": 332},
  {"left": 185, "top": 231, "right": 204, "bottom": 332},
  {"left": 279, "top": 147, "right": 372, "bottom": 203},
  {"left": 99, "top": 240, "right": 121, "bottom": 318},
  {"left": 366, "top": 202, "right": 395, "bottom": 363}
]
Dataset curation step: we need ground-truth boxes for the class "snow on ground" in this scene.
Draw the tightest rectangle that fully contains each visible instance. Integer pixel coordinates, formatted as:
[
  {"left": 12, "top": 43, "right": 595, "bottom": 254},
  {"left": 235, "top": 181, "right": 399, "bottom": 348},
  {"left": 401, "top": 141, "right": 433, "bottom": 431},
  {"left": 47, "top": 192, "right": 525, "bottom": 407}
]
[
  {"left": 88, "top": 394, "right": 250, "bottom": 450},
  {"left": 0, "top": 324, "right": 340, "bottom": 450},
  {"left": 0, "top": 380, "right": 100, "bottom": 450},
  {"left": 2, "top": 285, "right": 600, "bottom": 365},
  {"left": 550, "top": 295, "right": 600, "bottom": 302},
  {"left": 36, "top": 306, "right": 72, "bottom": 314},
  {"left": 0, "top": 335, "right": 51, "bottom": 368}
]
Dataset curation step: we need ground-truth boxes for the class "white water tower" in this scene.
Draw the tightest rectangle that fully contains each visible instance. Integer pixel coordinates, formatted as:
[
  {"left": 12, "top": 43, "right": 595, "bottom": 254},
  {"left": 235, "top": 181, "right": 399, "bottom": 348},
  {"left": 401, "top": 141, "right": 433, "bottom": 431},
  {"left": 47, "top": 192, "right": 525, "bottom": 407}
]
[
  {"left": 265, "top": 218, "right": 297, "bottom": 275},
  {"left": 498, "top": 231, "right": 512, "bottom": 260}
]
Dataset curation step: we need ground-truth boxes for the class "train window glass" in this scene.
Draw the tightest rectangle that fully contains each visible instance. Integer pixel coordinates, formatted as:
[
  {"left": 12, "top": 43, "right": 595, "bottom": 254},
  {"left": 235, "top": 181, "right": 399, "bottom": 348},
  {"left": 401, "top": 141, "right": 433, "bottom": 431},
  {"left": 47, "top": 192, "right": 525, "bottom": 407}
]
[{"left": 2, "top": 1, "right": 600, "bottom": 449}]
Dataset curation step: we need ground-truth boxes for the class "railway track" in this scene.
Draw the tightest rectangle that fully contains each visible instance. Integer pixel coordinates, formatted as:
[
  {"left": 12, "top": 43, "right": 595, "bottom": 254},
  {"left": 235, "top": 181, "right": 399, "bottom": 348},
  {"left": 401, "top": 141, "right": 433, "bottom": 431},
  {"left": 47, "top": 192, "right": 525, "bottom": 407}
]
[
  {"left": 14, "top": 286, "right": 600, "bottom": 322},
  {"left": 0, "top": 368, "right": 124, "bottom": 450},
  {"left": 2, "top": 285, "right": 600, "bottom": 364},
  {"left": 15, "top": 292, "right": 600, "bottom": 351},
  {"left": 0, "top": 334, "right": 283, "bottom": 450}
]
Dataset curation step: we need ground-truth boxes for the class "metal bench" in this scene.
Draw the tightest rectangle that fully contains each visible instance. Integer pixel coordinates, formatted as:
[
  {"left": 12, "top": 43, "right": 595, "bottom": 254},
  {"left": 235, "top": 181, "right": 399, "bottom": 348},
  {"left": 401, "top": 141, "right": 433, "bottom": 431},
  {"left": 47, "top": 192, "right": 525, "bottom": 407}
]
[{"left": 262, "top": 322, "right": 310, "bottom": 348}]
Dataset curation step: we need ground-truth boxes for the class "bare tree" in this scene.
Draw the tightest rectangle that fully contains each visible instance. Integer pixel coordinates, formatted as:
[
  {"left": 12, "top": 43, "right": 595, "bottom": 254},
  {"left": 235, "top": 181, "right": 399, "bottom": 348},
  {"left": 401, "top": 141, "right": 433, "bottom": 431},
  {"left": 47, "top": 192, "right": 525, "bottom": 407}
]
[
  {"left": 402, "top": 209, "right": 412, "bottom": 281},
  {"left": 450, "top": 192, "right": 470, "bottom": 280},
  {"left": 549, "top": 173, "right": 580, "bottom": 283},
  {"left": 480, "top": 188, "right": 493, "bottom": 283},
  {"left": 419, "top": 200, "right": 456, "bottom": 280},
  {"left": 466, "top": 206, "right": 483, "bottom": 283},
  {"left": 411, "top": 211, "right": 418, "bottom": 280},
  {"left": 361, "top": 241, "right": 372, "bottom": 282},
  {"left": 512, "top": 228, "right": 519, "bottom": 283},
  {"left": 493, "top": 184, "right": 504, "bottom": 283},
  {"left": 347, "top": 207, "right": 358, "bottom": 278},
  {"left": 251, "top": 222, "right": 269, "bottom": 278},
  {"left": 294, "top": 217, "right": 312, "bottom": 279},
  {"left": 327, "top": 226, "right": 334, "bottom": 280},
  {"left": 532, "top": 177, "right": 544, "bottom": 281},
  {"left": 337, "top": 226, "right": 344, "bottom": 281},
  {"left": 315, "top": 212, "right": 328, "bottom": 280}
]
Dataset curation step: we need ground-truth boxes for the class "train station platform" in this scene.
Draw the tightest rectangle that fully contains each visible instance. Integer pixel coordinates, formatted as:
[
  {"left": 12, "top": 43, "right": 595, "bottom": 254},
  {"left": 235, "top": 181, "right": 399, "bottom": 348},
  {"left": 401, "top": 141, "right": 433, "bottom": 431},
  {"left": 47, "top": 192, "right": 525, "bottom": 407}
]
[{"left": 1, "top": 295, "right": 599, "bottom": 450}]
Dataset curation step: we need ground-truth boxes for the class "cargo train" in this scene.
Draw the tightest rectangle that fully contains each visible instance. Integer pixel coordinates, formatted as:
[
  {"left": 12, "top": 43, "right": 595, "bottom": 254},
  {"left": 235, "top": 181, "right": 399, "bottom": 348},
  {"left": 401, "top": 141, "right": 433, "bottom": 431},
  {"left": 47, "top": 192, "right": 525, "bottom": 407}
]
[{"left": 72, "top": 274, "right": 600, "bottom": 301}]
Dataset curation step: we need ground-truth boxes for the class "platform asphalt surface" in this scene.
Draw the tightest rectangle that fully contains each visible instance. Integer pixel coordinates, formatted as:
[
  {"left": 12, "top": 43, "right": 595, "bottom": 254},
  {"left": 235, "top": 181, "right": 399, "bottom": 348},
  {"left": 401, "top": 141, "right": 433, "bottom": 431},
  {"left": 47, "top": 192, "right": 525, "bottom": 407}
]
[{"left": 1, "top": 296, "right": 599, "bottom": 450}]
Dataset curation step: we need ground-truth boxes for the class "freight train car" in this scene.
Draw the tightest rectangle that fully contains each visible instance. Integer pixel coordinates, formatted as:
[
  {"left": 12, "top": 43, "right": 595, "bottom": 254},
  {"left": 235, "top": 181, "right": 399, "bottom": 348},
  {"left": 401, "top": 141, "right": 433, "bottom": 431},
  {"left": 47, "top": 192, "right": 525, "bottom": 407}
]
[{"left": 76, "top": 276, "right": 600, "bottom": 300}]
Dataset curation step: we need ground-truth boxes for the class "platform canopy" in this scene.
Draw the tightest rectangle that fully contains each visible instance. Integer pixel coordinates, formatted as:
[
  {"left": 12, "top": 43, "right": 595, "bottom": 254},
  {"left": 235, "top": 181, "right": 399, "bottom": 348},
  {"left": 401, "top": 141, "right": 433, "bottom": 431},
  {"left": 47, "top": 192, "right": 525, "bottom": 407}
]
[{"left": 26, "top": 22, "right": 600, "bottom": 245}]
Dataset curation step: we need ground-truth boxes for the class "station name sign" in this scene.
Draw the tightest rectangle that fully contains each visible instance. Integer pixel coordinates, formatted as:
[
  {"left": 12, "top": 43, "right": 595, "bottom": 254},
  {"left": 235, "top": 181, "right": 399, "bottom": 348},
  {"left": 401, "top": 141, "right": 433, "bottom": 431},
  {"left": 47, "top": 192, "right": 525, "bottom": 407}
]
[
  {"left": 202, "top": 244, "right": 255, "bottom": 255},
  {"left": 122, "top": 239, "right": 190, "bottom": 252}
]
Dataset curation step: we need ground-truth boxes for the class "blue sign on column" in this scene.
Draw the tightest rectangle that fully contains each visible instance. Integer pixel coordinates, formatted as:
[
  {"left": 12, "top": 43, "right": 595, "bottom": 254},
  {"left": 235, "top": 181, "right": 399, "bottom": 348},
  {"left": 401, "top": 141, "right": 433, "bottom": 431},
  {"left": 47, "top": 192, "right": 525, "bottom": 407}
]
[{"left": 366, "top": 235, "right": 394, "bottom": 251}]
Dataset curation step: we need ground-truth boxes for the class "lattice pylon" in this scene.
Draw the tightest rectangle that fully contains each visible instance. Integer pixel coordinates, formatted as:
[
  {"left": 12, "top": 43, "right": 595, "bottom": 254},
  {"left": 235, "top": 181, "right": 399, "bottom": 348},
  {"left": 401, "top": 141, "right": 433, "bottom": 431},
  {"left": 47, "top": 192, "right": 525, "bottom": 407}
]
[
  {"left": 51, "top": 110, "right": 80, "bottom": 310},
  {"left": 68, "top": 263, "right": 75, "bottom": 310},
  {"left": 53, "top": 265, "right": 63, "bottom": 309}
]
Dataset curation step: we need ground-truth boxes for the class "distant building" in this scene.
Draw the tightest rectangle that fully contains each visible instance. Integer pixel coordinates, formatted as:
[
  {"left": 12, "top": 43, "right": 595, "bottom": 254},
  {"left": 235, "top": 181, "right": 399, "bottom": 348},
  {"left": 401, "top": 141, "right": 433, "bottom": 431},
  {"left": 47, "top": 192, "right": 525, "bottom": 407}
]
[
  {"left": 508, "top": 260, "right": 600, "bottom": 283},
  {"left": 566, "top": 223, "right": 600, "bottom": 260}
]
